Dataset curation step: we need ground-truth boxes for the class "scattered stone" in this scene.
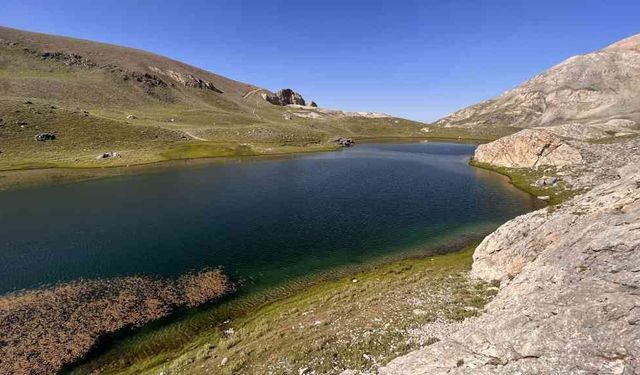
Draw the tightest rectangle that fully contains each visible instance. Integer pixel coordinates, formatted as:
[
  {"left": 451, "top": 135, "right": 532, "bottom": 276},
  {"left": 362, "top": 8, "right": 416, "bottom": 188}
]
[
  {"left": 299, "top": 367, "right": 311, "bottom": 375},
  {"left": 223, "top": 328, "right": 235, "bottom": 336},
  {"left": 334, "top": 137, "right": 355, "bottom": 147},
  {"left": 96, "top": 152, "right": 120, "bottom": 160},
  {"left": 309, "top": 101, "right": 318, "bottom": 107},
  {"left": 126, "top": 114, "right": 137, "bottom": 120},
  {"left": 40, "top": 51, "right": 97, "bottom": 68},
  {"left": 538, "top": 196, "right": 550, "bottom": 201},
  {"left": 312, "top": 320, "right": 322, "bottom": 326},
  {"left": 534, "top": 176, "right": 558, "bottom": 187},
  {"left": 34, "top": 133, "right": 55, "bottom": 142},
  {"left": 220, "top": 357, "right": 228, "bottom": 366},
  {"left": 283, "top": 113, "right": 292, "bottom": 120},
  {"left": 352, "top": 278, "right": 358, "bottom": 283}
]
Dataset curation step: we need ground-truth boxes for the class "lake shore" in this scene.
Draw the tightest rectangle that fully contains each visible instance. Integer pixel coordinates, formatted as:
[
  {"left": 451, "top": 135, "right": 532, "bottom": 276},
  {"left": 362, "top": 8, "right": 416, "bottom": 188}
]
[
  {"left": 72, "top": 239, "right": 495, "bottom": 375},
  {"left": 0, "top": 136, "right": 488, "bottom": 192},
  {"left": 0, "top": 140, "right": 539, "bottom": 374}
]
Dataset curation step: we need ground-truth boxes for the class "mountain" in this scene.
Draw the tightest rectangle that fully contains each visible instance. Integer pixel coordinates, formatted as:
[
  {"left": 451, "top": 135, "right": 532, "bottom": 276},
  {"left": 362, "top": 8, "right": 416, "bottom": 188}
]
[
  {"left": 0, "top": 26, "right": 423, "bottom": 170},
  {"left": 377, "top": 33, "right": 640, "bottom": 374},
  {"left": 434, "top": 34, "right": 640, "bottom": 141}
]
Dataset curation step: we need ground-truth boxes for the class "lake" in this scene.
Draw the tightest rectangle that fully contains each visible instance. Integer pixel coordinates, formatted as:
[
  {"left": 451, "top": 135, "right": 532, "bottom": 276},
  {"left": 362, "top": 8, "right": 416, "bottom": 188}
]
[{"left": 0, "top": 141, "right": 538, "bottom": 295}]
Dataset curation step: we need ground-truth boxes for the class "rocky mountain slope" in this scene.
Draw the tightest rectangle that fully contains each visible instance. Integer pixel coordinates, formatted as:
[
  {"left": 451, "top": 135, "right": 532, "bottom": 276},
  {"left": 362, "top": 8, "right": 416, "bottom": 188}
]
[
  {"left": 0, "top": 26, "right": 423, "bottom": 170},
  {"left": 434, "top": 34, "right": 640, "bottom": 141},
  {"left": 376, "top": 33, "right": 640, "bottom": 374}
]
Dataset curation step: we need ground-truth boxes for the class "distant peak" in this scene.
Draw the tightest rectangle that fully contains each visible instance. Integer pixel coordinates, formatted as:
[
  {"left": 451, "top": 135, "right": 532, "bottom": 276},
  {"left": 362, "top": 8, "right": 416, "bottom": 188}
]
[{"left": 603, "top": 33, "right": 640, "bottom": 51}]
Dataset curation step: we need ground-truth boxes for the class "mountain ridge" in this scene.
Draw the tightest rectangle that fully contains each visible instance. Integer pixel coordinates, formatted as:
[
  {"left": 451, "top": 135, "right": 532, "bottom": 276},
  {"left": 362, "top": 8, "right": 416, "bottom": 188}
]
[
  {"left": 0, "top": 26, "right": 424, "bottom": 172},
  {"left": 434, "top": 33, "right": 640, "bottom": 141}
]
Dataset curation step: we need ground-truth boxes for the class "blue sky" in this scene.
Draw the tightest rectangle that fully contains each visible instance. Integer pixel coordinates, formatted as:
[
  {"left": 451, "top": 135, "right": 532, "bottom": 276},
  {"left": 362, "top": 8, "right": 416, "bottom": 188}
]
[{"left": 1, "top": 0, "right": 639, "bottom": 121}]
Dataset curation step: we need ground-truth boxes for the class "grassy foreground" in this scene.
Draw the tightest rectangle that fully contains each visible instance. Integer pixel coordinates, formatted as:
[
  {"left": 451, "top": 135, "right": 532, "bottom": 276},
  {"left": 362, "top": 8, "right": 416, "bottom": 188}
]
[{"left": 81, "top": 246, "right": 497, "bottom": 375}]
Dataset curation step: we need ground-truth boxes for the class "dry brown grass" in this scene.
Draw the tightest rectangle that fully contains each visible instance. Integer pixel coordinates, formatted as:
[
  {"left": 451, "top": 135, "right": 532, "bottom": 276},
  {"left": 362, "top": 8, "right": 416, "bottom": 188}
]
[{"left": 0, "top": 269, "right": 231, "bottom": 375}]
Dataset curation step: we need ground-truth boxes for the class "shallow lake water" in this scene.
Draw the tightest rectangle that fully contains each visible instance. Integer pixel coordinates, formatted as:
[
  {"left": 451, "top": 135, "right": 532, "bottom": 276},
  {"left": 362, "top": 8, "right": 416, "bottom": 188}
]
[{"left": 0, "top": 142, "right": 538, "bottom": 295}]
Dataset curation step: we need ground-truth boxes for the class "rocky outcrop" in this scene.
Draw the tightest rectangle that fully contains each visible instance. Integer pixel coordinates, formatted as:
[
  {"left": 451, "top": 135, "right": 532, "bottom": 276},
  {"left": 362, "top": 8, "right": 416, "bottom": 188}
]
[
  {"left": 473, "top": 129, "right": 584, "bottom": 169},
  {"left": 39, "top": 51, "right": 97, "bottom": 68},
  {"left": 148, "top": 66, "right": 223, "bottom": 93},
  {"left": 276, "top": 88, "right": 306, "bottom": 105},
  {"left": 380, "top": 161, "right": 640, "bottom": 374},
  {"left": 435, "top": 34, "right": 640, "bottom": 137},
  {"left": 333, "top": 137, "right": 355, "bottom": 147},
  {"left": 262, "top": 88, "right": 309, "bottom": 106}
]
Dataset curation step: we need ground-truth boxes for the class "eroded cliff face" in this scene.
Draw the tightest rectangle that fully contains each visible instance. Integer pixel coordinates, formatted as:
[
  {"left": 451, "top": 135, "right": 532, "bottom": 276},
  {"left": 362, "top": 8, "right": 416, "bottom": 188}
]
[{"left": 380, "top": 161, "right": 640, "bottom": 374}]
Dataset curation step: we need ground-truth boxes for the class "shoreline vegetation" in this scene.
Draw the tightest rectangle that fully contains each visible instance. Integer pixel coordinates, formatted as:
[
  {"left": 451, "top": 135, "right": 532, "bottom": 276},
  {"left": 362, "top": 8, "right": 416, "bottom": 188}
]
[
  {"left": 76, "top": 158, "right": 560, "bottom": 375},
  {"left": 0, "top": 269, "right": 231, "bottom": 374},
  {"left": 0, "top": 132, "right": 500, "bottom": 192},
  {"left": 469, "top": 159, "right": 580, "bottom": 206},
  {"left": 0, "top": 139, "right": 551, "bottom": 375},
  {"left": 75, "top": 244, "right": 497, "bottom": 375}
]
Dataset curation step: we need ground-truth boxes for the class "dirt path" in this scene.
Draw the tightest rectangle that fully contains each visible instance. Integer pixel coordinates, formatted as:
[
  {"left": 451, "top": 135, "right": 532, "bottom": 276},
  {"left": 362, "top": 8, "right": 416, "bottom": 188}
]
[
  {"left": 242, "top": 88, "right": 263, "bottom": 98},
  {"left": 183, "top": 130, "right": 208, "bottom": 141}
]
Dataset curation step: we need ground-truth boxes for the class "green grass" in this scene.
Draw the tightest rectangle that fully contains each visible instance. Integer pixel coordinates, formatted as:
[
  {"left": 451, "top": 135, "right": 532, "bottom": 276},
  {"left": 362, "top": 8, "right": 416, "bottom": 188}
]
[
  {"left": 74, "top": 246, "right": 496, "bottom": 375},
  {"left": 159, "top": 143, "right": 256, "bottom": 159},
  {"left": 470, "top": 159, "right": 580, "bottom": 205},
  {"left": 153, "top": 246, "right": 494, "bottom": 375}
]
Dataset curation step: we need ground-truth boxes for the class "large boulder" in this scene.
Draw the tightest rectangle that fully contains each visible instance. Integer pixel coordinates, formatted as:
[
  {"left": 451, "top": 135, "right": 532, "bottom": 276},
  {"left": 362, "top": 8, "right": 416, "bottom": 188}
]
[
  {"left": 473, "top": 129, "right": 583, "bottom": 169},
  {"left": 262, "top": 88, "right": 308, "bottom": 106},
  {"left": 275, "top": 88, "right": 306, "bottom": 106}
]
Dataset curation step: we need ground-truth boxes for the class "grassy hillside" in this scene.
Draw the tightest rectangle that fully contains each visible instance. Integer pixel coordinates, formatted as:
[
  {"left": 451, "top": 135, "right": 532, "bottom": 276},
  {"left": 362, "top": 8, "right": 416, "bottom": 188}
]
[{"left": 0, "top": 26, "right": 427, "bottom": 170}]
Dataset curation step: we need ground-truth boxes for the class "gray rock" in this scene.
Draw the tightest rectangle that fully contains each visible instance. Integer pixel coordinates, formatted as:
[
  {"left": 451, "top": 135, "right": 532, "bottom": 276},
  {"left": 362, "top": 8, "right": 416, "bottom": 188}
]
[
  {"left": 96, "top": 151, "right": 120, "bottom": 160},
  {"left": 534, "top": 176, "right": 558, "bottom": 187},
  {"left": 34, "top": 133, "right": 55, "bottom": 141},
  {"left": 333, "top": 137, "right": 355, "bottom": 147},
  {"left": 262, "top": 88, "right": 308, "bottom": 106},
  {"left": 473, "top": 129, "right": 583, "bottom": 169}
]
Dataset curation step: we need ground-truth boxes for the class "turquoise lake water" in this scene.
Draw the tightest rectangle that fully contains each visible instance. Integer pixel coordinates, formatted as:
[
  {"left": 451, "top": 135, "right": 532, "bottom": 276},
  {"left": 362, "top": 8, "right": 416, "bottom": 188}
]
[{"left": 0, "top": 141, "right": 537, "bottom": 295}]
